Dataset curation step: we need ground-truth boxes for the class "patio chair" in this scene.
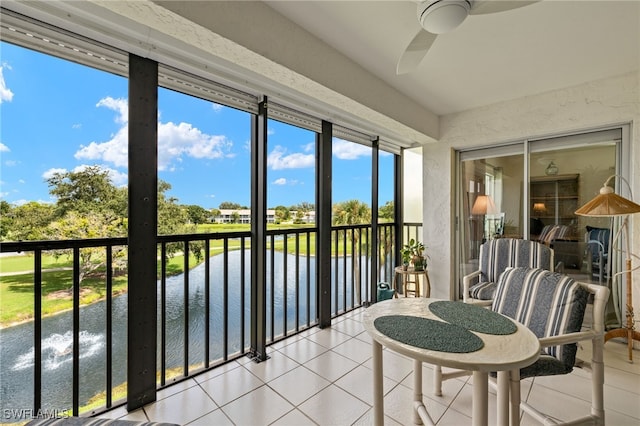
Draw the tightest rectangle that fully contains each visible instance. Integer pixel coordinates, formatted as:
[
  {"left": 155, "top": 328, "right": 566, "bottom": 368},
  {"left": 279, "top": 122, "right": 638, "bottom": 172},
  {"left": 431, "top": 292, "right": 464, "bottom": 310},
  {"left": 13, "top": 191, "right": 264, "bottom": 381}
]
[
  {"left": 463, "top": 238, "right": 554, "bottom": 306},
  {"left": 436, "top": 267, "right": 610, "bottom": 425},
  {"left": 585, "top": 226, "right": 610, "bottom": 285}
]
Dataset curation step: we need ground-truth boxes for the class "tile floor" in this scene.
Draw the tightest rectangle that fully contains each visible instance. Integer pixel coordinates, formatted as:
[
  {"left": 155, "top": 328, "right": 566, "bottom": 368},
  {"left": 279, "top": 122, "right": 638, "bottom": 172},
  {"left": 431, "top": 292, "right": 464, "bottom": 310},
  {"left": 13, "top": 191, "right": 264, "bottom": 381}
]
[{"left": 101, "top": 308, "right": 640, "bottom": 425}]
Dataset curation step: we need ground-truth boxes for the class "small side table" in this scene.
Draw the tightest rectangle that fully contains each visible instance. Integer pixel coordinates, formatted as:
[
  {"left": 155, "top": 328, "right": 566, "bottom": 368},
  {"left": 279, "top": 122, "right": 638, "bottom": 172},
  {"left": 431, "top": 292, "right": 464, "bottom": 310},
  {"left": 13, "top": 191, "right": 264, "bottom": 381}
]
[{"left": 393, "top": 266, "right": 431, "bottom": 298}]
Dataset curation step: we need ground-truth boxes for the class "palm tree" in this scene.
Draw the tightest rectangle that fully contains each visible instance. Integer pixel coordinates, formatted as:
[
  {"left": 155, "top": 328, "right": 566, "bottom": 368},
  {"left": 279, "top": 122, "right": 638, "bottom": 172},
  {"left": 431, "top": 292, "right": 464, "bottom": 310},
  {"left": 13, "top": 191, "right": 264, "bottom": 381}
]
[{"left": 332, "top": 200, "right": 372, "bottom": 304}]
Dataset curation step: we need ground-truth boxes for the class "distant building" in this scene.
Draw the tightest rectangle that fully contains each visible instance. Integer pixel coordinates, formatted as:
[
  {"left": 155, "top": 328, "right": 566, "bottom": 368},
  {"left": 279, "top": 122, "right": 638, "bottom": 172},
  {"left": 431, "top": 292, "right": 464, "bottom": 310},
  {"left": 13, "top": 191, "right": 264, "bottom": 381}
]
[{"left": 210, "top": 209, "right": 315, "bottom": 224}]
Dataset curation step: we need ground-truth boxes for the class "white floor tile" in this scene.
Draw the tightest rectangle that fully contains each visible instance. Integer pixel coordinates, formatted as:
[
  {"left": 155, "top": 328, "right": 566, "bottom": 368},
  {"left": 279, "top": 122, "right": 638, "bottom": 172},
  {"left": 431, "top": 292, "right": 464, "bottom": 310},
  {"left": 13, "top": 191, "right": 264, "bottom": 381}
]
[
  {"left": 199, "top": 364, "right": 263, "bottom": 406},
  {"left": 268, "top": 365, "right": 330, "bottom": 406},
  {"left": 305, "top": 327, "right": 352, "bottom": 349},
  {"left": 352, "top": 408, "right": 404, "bottom": 426},
  {"left": 222, "top": 385, "right": 294, "bottom": 426},
  {"left": 242, "top": 350, "right": 300, "bottom": 383},
  {"left": 331, "top": 337, "right": 372, "bottom": 364},
  {"left": 331, "top": 318, "right": 365, "bottom": 337},
  {"left": 269, "top": 408, "right": 316, "bottom": 426},
  {"left": 156, "top": 377, "right": 198, "bottom": 400},
  {"left": 186, "top": 408, "right": 234, "bottom": 425},
  {"left": 303, "top": 350, "right": 359, "bottom": 382},
  {"left": 298, "top": 384, "right": 370, "bottom": 425},
  {"left": 335, "top": 364, "right": 399, "bottom": 405},
  {"left": 192, "top": 360, "right": 241, "bottom": 384},
  {"left": 275, "top": 337, "right": 328, "bottom": 364},
  {"left": 382, "top": 382, "right": 448, "bottom": 426},
  {"left": 144, "top": 385, "right": 216, "bottom": 425}
]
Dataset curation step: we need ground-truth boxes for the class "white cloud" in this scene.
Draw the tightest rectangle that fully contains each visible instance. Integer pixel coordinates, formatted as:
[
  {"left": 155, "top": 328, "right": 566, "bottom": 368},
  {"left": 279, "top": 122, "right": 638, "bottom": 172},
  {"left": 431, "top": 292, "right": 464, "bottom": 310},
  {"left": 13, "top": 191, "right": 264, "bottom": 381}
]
[
  {"left": 333, "top": 139, "right": 371, "bottom": 160},
  {"left": 0, "top": 67, "right": 14, "bottom": 104},
  {"left": 75, "top": 126, "right": 128, "bottom": 167},
  {"left": 272, "top": 177, "right": 300, "bottom": 186},
  {"left": 72, "top": 123, "right": 82, "bottom": 129},
  {"left": 268, "top": 145, "right": 314, "bottom": 170},
  {"left": 0, "top": 142, "right": 9, "bottom": 152},
  {"left": 212, "top": 103, "right": 224, "bottom": 112},
  {"left": 75, "top": 97, "right": 233, "bottom": 171},
  {"left": 4, "top": 160, "right": 18, "bottom": 167},
  {"left": 18, "top": 179, "right": 25, "bottom": 184},
  {"left": 97, "top": 97, "right": 128, "bottom": 124},
  {"left": 158, "top": 121, "right": 232, "bottom": 170},
  {"left": 0, "top": 192, "right": 8, "bottom": 198},
  {"left": 42, "top": 168, "right": 68, "bottom": 180}
]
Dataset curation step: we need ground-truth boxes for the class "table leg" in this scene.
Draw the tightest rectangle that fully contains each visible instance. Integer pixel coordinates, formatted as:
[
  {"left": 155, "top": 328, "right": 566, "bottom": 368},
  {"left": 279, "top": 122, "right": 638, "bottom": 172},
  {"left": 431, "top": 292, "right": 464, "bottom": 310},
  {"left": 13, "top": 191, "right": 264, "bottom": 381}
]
[
  {"left": 413, "top": 359, "right": 422, "bottom": 425},
  {"left": 496, "top": 371, "right": 509, "bottom": 426},
  {"left": 393, "top": 273, "right": 398, "bottom": 298},
  {"left": 509, "top": 369, "right": 521, "bottom": 426},
  {"left": 472, "top": 371, "right": 488, "bottom": 426},
  {"left": 372, "top": 340, "right": 384, "bottom": 426},
  {"left": 424, "top": 272, "right": 431, "bottom": 298}
]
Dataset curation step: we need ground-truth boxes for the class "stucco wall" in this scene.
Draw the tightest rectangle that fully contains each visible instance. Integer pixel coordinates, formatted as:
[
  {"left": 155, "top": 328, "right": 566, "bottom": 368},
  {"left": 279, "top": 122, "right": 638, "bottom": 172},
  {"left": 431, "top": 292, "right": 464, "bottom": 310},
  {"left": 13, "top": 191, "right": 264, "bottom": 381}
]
[{"left": 423, "top": 72, "right": 640, "bottom": 333}]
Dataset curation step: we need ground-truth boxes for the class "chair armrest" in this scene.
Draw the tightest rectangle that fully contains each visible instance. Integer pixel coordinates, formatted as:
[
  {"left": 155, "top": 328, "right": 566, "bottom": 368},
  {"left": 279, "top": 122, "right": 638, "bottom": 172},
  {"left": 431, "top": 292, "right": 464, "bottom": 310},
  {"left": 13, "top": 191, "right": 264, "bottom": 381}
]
[
  {"left": 462, "top": 270, "right": 482, "bottom": 303},
  {"left": 538, "top": 330, "right": 600, "bottom": 348}
]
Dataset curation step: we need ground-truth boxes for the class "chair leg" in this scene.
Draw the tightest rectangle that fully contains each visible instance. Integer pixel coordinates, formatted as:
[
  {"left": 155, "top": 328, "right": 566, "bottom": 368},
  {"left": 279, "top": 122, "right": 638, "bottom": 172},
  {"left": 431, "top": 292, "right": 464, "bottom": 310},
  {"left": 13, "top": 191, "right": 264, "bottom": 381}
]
[{"left": 591, "top": 337, "right": 605, "bottom": 425}]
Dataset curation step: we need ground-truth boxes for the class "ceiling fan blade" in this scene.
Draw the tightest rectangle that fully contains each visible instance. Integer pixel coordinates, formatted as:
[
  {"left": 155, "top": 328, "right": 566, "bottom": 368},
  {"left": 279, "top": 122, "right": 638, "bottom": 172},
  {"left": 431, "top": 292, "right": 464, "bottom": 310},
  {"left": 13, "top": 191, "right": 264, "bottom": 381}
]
[
  {"left": 396, "top": 29, "right": 438, "bottom": 75},
  {"left": 470, "top": 0, "right": 540, "bottom": 16}
]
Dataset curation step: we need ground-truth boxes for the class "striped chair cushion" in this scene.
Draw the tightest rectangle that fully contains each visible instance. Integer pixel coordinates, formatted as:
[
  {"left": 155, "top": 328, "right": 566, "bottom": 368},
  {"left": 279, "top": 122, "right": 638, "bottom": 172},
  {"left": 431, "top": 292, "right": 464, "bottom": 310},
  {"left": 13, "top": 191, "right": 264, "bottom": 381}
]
[
  {"left": 491, "top": 267, "right": 588, "bottom": 378},
  {"left": 469, "top": 239, "right": 553, "bottom": 300},
  {"left": 538, "top": 225, "right": 559, "bottom": 245}
]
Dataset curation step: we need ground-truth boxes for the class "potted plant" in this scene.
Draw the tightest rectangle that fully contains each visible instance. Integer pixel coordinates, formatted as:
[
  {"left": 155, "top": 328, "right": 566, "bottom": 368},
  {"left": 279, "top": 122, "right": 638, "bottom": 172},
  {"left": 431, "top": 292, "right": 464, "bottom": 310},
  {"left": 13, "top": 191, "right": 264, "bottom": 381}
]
[
  {"left": 403, "top": 238, "right": 427, "bottom": 271},
  {"left": 400, "top": 246, "right": 412, "bottom": 270}
]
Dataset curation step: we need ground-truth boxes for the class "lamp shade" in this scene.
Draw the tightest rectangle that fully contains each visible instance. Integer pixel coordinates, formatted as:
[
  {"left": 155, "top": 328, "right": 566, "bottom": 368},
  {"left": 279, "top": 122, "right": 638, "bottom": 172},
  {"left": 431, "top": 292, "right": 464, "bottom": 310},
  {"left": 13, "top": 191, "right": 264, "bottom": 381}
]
[
  {"left": 533, "top": 202, "right": 546, "bottom": 214},
  {"left": 472, "top": 195, "right": 497, "bottom": 215},
  {"left": 575, "top": 182, "right": 640, "bottom": 217}
]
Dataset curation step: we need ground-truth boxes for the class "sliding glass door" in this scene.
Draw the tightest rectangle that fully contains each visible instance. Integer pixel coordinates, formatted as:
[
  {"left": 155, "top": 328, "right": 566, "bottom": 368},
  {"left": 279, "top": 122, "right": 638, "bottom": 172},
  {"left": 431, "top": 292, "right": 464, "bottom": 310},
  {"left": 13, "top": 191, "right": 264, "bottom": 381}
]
[{"left": 456, "top": 127, "right": 626, "bottom": 330}]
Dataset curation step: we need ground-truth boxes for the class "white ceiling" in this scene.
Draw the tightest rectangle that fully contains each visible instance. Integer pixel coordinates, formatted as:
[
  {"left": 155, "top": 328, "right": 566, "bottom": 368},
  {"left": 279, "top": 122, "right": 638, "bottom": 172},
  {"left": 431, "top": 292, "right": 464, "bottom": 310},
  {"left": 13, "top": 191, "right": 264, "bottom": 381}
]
[{"left": 265, "top": 0, "right": 640, "bottom": 116}]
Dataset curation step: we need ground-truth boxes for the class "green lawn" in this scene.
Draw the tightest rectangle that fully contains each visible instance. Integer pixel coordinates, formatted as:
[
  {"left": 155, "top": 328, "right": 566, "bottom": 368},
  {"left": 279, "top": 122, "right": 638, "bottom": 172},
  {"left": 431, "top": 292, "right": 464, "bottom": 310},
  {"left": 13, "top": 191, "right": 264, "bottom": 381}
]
[{"left": 0, "top": 253, "right": 73, "bottom": 274}]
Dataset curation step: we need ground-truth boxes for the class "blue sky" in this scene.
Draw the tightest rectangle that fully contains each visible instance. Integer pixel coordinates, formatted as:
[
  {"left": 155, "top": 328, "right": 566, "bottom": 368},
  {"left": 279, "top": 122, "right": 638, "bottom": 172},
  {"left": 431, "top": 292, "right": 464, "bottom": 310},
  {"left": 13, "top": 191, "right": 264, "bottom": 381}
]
[{"left": 0, "top": 41, "right": 394, "bottom": 209}]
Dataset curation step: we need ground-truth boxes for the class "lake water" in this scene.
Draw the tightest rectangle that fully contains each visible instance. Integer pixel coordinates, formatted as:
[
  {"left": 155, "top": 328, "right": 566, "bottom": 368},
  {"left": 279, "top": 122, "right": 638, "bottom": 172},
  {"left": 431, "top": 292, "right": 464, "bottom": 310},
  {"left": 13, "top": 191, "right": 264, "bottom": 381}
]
[{"left": 0, "top": 250, "right": 372, "bottom": 418}]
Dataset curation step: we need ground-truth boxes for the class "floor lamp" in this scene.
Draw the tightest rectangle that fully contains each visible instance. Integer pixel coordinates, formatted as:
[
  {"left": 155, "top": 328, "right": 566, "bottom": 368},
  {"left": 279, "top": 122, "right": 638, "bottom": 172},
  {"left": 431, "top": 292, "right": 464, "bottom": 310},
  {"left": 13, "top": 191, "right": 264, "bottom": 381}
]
[
  {"left": 575, "top": 175, "right": 640, "bottom": 362},
  {"left": 471, "top": 195, "right": 496, "bottom": 257}
]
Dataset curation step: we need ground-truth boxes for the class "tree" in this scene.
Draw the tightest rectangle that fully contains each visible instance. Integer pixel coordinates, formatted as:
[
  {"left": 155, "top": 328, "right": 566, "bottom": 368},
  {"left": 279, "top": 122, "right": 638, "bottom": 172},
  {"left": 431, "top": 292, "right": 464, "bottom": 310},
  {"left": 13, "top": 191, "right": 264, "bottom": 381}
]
[
  {"left": 332, "top": 200, "right": 371, "bottom": 303},
  {"left": 378, "top": 201, "right": 394, "bottom": 222},
  {"left": 292, "top": 202, "right": 314, "bottom": 224},
  {"left": 231, "top": 211, "right": 241, "bottom": 223},
  {"left": 185, "top": 204, "right": 209, "bottom": 225},
  {"left": 219, "top": 201, "right": 242, "bottom": 210},
  {"left": 332, "top": 199, "right": 371, "bottom": 225},
  {"left": 45, "top": 210, "right": 127, "bottom": 282},
  {"left": 3, "top": 201, "right": 57, "bottom": 241},
  {"left": 274, "top": 205, "right": 290, "bottom": 223},
  {"left": 0, "top": 201, "right": 10, "bottom": 239},
  {"left": 46, "top": 165, "right": 120, "bottom": 216}
]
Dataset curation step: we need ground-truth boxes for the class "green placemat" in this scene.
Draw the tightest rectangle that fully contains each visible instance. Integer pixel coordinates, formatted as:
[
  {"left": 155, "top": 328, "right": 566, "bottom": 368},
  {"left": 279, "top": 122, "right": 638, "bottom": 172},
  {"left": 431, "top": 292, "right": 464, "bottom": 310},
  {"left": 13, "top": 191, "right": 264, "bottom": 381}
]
[
  {"left": 429, "top": 301, "right": 517, "bottom": 335},
  {"left": 374, "top": 315, "right": 483, "bottom": 353}
]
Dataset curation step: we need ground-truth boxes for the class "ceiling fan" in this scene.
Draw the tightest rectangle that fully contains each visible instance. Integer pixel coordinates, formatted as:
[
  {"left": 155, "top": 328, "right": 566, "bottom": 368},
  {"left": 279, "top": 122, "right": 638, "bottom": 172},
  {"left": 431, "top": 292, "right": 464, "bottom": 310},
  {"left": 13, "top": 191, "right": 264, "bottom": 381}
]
[{"left": 397, "top": 0, "right": 540, "bottom": 74}]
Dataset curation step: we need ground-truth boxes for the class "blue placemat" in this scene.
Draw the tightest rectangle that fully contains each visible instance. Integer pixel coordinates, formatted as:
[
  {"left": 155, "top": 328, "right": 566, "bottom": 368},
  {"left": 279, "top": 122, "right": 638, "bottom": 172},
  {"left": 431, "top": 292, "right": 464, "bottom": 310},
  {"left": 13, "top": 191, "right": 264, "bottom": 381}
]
[
  {"left": 374, "top": 315, "right": 484, "bottom": 353},
  {"left": 429, "top": 301, "right": 517, "bottom": 335}
]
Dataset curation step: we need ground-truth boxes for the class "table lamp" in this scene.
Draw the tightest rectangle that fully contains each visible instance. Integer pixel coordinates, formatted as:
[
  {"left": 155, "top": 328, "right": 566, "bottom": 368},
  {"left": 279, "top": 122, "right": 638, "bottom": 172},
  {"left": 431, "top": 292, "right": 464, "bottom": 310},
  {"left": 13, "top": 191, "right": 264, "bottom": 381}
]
[{"left": 575, "top": 175, "right": 640, "bottom": 362}]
